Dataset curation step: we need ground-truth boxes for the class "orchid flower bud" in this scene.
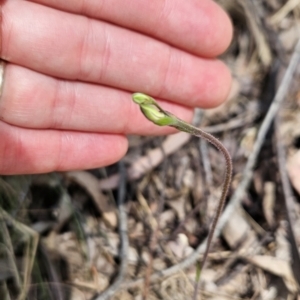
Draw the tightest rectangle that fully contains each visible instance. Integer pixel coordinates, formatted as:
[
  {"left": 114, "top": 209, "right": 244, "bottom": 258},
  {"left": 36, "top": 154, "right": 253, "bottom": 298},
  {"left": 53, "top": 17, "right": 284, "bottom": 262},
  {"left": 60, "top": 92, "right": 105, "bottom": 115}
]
[{"left": 132, "top": 93, "right": 176, "bottom": 126}]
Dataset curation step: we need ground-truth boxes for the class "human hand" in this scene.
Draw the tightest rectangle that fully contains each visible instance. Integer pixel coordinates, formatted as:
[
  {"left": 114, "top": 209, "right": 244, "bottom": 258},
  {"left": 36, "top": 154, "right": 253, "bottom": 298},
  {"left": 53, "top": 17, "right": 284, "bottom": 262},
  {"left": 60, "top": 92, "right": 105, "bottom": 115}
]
[{"left": 0, "top": 0, "right": 232, "bottom": 174}]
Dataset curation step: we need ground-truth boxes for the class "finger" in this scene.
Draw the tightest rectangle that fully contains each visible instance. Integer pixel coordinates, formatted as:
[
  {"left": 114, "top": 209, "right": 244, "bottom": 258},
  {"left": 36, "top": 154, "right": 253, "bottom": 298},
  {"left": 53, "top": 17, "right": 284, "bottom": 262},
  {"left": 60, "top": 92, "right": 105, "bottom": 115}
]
[
  {"left": 0, "top": 63, "right": 193, "bottom": 135},
  {"left": 29, "top": 0, "right": 232, "bottom": 57},
  {"left": 2, "top": 1, "right": 232, "bottom": 107},
  {"left": 0, "top": 121, "right": 128, "bottom": 175}
]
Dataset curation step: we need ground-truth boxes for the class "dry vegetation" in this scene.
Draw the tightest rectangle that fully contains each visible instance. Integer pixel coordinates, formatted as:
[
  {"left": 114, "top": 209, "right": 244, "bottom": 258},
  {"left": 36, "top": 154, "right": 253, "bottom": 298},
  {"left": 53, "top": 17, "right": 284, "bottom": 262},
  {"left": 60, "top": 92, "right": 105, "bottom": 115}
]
[{"left": 1, "top": 0, "right": 300, "bottom": 299}]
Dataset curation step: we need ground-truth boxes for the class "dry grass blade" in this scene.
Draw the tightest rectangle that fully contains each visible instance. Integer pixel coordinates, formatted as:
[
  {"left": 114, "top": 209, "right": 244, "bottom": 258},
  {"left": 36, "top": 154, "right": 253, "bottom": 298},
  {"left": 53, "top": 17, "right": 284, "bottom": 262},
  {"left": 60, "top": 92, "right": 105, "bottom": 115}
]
[
  {"left": 237, "top": 0, "right": 272, "bottom": 67},
  {"left": 0, "top": 207, "right": 39, "bottom": 300}
]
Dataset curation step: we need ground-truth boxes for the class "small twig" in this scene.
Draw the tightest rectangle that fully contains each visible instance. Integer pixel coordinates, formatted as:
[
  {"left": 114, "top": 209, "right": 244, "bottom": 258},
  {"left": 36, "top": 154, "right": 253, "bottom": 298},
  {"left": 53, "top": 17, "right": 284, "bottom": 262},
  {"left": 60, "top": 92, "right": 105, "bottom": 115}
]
[
  {"left": 269, "top": 0, "right": 300, "bottom": 25},
  {"left": 202, "top": 113, "right": 255, "bottom": 133},
  {"left": 238, "top": 0, "right": 272, "bottom": 67},
  {"left": 94, "top": 161, "right": 128, "bottom": 300}
]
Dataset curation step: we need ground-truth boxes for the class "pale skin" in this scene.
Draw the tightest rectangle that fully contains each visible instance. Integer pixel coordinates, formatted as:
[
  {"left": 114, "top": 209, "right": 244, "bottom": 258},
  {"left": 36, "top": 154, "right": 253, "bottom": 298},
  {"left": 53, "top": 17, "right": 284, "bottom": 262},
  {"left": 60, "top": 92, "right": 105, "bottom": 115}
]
[{"left": 0, "top": 0, "right": 232, "bottom": 175}]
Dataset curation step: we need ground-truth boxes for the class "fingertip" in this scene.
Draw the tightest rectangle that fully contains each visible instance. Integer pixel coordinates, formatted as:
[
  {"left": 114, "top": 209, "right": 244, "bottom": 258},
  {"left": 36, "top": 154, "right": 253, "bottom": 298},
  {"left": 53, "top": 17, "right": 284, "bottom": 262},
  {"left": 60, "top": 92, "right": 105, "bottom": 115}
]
[
  {"left": 0, "top": 120, "right": 129, "bottom": 174},
  {"left": 206, "top": 1, "right": 233, "bottom": 56},
  {"left": 210, "top": 61, "right": 232, "bottom": 108},
  {"left": 196, "top": 60, "right": 232, "bottom": 109},
  {"left": 109, "top": 135, "right": 129, "bottom": 164}
]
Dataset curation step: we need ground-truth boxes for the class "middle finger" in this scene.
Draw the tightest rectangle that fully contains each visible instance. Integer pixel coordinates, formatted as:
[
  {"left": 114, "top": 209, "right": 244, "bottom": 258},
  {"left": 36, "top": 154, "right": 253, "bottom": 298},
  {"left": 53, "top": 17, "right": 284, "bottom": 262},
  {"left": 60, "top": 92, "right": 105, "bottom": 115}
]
[{"left": 2, "top": 0, "right": 230, "bottom": 107}]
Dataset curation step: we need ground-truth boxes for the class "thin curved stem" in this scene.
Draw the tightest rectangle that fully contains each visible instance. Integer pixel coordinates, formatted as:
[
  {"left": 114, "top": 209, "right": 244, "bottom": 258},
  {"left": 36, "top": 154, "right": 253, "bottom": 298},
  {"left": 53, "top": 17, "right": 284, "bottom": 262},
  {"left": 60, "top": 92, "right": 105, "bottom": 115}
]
[
  {"left": 172, "top": 118, "right": 232, "bottom": 271},
  {"left": 132, "top": 93, "right": 233, "bottom": 297},
  {"left": 172, "top": 119, "right": 232, "bottom": 299}
]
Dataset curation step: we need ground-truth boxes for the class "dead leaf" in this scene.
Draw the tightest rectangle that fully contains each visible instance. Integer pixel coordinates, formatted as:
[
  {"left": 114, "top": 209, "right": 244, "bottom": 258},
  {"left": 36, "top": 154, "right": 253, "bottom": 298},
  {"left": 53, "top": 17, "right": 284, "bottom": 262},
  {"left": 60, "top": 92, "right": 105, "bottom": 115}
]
[
  {"left": 167, "top": 234, "right": 193, "bottom": 259},
  {"left": 167, "top": 196, "right": 186, "bottom": 221},
  {"left": 245, "top": 255, "right": 299, "bottom": 293},
  {"left": 67, "top": 171, "right": 117, "bottom": 228},
  {"left": 223, "top": 208, "right": 257, "bottom": 249},
  {"left": 262, "top": 182, "right": 275, "bottom": 227}
]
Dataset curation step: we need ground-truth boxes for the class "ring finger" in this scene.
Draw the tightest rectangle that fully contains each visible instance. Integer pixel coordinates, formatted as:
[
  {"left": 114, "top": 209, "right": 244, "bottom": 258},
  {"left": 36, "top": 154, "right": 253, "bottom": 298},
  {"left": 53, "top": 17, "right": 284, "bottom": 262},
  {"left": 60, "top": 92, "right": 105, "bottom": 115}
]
[{"left": 0, "top": 63, "right": 194, "bottom": 135}]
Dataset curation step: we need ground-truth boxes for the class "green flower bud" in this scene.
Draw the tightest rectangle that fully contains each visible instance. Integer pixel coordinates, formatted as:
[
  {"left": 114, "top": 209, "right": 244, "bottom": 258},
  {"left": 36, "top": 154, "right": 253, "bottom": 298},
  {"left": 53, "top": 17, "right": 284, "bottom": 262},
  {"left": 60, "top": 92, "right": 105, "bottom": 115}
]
[{"left": 132, "top": 93, "right": 176, "bottom": 126}]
